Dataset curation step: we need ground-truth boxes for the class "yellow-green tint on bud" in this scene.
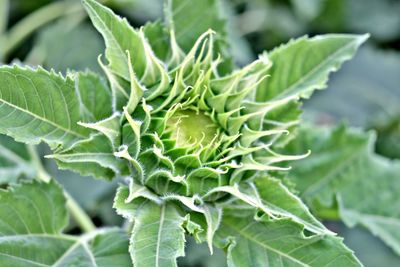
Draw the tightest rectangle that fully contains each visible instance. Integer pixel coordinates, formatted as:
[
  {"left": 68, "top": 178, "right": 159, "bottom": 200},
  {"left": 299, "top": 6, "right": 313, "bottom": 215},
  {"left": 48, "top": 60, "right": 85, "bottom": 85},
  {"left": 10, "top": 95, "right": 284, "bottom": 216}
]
[{"left": 167, "top": 109, "right": 219, "bottom": 148}]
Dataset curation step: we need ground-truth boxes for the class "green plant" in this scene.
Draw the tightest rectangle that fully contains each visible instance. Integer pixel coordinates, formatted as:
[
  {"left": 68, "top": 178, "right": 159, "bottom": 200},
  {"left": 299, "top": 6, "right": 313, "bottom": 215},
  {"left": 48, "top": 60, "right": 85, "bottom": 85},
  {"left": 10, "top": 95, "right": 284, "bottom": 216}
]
[{"left": 4, "top": 0, "right": 399, "bottom": 266}]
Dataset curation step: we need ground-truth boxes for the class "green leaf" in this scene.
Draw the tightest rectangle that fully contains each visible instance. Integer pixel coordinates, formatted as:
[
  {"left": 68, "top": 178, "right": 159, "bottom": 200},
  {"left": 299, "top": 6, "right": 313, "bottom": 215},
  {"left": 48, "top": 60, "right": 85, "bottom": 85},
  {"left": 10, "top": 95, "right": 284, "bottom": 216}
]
[
  {"left": 142, "top": 21, "right": 170, "bottom": 61},
  {"left": 165, "top": 0, "right": 232, "bottom": 72},
  {"left": 82, "top": 0, "right": 146, "bottom": 81},
  {"left": 0, "top": 180, "right": 68, "bottom": 235},
  {"left": 0, "top": 65, "right": 90, "bottom": 148},
  {"left": 256, "top": 34, "right": 368, "bottom": 102},
  {"left": 165, "top": 0, "right": 226, "bottom": 53},
  {"left": 130, "top": 202, "right": 186, "bottom": 267},
  {"left": 0, "top": 135, "right": 36, "bottom": 184},
  {"left": 48, "top": 133, "right": 129, "bottom": 180},
  {"left": 304, "top": 46, "right": 400, "bottom": 159},
  {"left": 253, "top": 176, "right": 328, "bottom": 235},
  {"left": 286, "top": 124, "right": 400, "bottom": 255},
  {"left": 0, "top": 180, "right": 131, "bottom": 266},
  {"left": 205, "top": 177, "right": 329, "bottom": 235},
  {"left": 254, "top": 34, "right": 367, "bottom": 147},
  {"left": 75, "top": 71, "right": 113, "bottom": 123},
  {"left": 215, "top": 214, "right": 361, "bottom": 267},
  {"left": 114, "top": 186, "right": 186, "bottom": 266}
]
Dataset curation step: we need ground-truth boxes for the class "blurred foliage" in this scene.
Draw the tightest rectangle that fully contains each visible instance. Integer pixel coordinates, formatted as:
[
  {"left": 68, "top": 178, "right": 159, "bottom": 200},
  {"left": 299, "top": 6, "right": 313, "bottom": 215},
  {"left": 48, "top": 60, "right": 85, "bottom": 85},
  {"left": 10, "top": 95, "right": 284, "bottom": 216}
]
[
  {"left": 230, "top": 0, "right": 400, "bottom": 53},
  {"left": 305, "top": 46, "right": 400, "bottom": 159},
  {"left": 26, "top": 17, "right": 104, "bottom": 73},
  {"left": 327, "top": 222, "right": 400, "bottom": 267}
]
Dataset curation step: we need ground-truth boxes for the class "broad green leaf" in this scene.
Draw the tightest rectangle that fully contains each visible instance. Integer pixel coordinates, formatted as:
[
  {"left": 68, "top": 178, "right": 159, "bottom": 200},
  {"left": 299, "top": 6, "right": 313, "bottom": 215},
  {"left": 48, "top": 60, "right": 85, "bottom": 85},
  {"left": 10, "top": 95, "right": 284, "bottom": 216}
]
[
  {"left": 286, "top": 124, "right": 400, "bottom": 255},
  {"left": 0, "top": 180, "right": 68, "bottom": 235},
  {"left": 205, "top": 178, "right": 329, "bottom": 235},
  {"left": 114, "top": 186, "right": 186, "bottom": 266},
  {"left": 0, "top": 180, "right": 131, "bottom": 266},
  {"left": 0, "top": 65, "right": 90, "bottom": 148},
  {"left": 82, "top": 0, "right": 146, "bottom": 81},
  {"left": 48, "top": 134, "right": 129, "bottom": 180},
  {"left": 0, "top": 135, "right": 35, "bottom": 184},
  {"left": 130, "top": 202, "right": 186, "bottom": 267},
  {"left": 255, "top": 34, "right": 366, "bottom": 147},
  {"left": 253, "top": 176, "right": 328, "bottom": 235},
  {"left": 215, "top": 214, "right": 361, "bottom": 267},
  {"left": 256, "top": 34, "right": 368, "bottom": 102}
]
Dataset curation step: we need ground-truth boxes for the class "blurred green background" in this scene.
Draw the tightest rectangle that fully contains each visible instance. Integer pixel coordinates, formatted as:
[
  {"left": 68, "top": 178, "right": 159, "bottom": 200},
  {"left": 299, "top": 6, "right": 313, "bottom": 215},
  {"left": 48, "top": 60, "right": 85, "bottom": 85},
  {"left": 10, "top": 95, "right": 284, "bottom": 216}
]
[{"left": 1, "top": 0, "right": 399, "bottom": 266}]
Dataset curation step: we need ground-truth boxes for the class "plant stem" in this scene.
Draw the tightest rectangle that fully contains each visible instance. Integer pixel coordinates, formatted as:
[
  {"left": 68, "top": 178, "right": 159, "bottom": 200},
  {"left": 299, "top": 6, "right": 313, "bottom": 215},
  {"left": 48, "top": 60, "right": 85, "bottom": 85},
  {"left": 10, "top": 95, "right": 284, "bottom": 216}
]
[
  {"left": 27, "top": 144, "right": 96, "bottom": 233},
  {"left": 123, "top": 219, "right": 134, "bottom": 233},
  {"left": 27, "top": 145, "right": 51, "bottom": 183},
  {"left": 0, "top": 0, "right": 8, "bottom": 34},
  {"left": 1, "top": 0, "right": 82, "bottom": 59},
  {"left": 65, "top": 191, "right": 96, "bottom": 233}
]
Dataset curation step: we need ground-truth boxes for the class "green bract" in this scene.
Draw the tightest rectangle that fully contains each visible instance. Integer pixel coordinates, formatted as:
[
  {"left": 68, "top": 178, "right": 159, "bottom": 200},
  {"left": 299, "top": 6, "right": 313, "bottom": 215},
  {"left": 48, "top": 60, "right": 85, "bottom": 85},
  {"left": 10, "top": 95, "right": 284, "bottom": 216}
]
[{"left": 0, "top": 0, "right": 374, "bottom": 266}]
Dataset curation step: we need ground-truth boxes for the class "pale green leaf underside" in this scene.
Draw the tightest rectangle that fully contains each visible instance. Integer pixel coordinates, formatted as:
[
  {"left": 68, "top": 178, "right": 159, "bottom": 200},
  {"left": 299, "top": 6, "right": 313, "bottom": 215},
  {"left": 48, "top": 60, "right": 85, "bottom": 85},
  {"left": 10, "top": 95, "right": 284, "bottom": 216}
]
[
  {"left": 287, "top": 125, "right": 400, "bottom": 256},
  {"left": 0, "top": 181, "right": 131, "bottom": 267},
  {"left": 216, "top": 214, "right": 361, "bottom": 267}
]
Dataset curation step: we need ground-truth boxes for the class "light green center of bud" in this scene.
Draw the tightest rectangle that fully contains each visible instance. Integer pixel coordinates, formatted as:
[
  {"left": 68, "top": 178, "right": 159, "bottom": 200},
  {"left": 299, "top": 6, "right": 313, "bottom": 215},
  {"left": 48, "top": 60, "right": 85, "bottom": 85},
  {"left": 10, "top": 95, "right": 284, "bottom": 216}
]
[{"left": 168, "top": 109, "right": 218, "bottom": 148}]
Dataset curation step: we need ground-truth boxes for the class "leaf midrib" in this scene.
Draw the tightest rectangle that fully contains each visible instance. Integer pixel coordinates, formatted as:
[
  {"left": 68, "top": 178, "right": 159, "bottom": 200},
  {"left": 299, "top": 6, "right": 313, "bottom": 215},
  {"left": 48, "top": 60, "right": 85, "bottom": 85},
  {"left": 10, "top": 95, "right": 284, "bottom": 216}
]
[
  {"left": 155, "top": 204, "right": 166, "bottom": 267},
  {"left": 271, "top": 38, "right": 360, "bottom": 100},
  {"left": 224, "top": 220, "right": 310, "bottom": 267},
  {"left": 0, "top": 98, "right": 86, "bottom": 139}
]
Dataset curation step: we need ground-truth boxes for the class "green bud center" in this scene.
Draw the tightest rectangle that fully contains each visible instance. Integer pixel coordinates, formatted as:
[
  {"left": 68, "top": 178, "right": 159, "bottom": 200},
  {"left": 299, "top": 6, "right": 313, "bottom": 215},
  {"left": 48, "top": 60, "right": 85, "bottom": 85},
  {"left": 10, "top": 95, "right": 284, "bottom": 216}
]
[{"left": 168, "top": 109, "right": 218, "bottom": 148}]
